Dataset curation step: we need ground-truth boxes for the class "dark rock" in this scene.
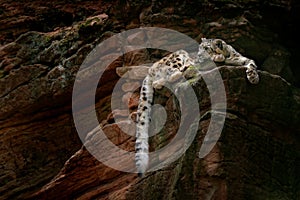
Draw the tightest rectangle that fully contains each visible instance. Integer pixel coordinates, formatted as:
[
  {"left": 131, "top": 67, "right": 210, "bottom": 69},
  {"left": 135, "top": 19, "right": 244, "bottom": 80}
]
[
  {"left": 31, "top": 67, "right": 300, "bottom": 200},
  {"left": 0, "top": 0, "right": 299, "bottom": 199}
]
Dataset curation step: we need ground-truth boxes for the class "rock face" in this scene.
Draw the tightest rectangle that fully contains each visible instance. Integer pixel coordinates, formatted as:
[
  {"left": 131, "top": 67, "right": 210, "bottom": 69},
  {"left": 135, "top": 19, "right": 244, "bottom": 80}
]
[
  {"left": 32, "top": 66, "right": 300, "bottom": 200},
  {"left": 0, "top": 0, "right": 299, "bottom": 199}
]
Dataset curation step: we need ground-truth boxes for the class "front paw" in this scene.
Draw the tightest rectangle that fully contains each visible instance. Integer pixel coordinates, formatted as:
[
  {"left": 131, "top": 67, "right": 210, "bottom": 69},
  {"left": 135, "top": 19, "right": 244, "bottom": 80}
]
[
  {"left": 246, "top": 67, "right": 259, "bottom": 84},
  {"left": 213, "top": 54, "right": 225, "bottom": 62}
]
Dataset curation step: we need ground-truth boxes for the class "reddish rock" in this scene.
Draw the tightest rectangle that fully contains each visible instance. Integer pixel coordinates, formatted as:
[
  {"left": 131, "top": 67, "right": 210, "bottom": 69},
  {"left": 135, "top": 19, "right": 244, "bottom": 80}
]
[
  {"left": 0, "top": 0, "right": 299, "bottom": 200},
  {"left": 29, "top": 67, "right": 300, "bottom": 200},
  {"left": 121, "top": 81, "right": 141, "bottom": 92}
]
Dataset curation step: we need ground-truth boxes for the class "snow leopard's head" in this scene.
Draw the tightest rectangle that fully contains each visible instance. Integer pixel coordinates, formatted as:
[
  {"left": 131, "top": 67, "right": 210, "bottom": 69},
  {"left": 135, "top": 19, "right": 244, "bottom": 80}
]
[{"left": 200, "top": 38, "right": 230, "bottom": 58}]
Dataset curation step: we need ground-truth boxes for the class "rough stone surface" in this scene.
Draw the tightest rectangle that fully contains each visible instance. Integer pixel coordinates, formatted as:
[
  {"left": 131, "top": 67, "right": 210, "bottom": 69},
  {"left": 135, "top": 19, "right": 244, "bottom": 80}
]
[
  {"left": 32, "top": 67, "right": 300, "bottom": 200},
  {"left": 0, "top": 0, "right": 299, "bottom": 199}
]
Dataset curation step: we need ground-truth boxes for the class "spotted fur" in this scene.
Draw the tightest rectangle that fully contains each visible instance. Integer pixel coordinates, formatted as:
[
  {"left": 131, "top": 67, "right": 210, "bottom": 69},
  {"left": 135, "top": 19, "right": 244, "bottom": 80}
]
[
  {"left": 135, "top": 50, "right": 194, "bottom": 177},
  {"left": 200, "top": 38, "right": 259, "bottom": 84},
  {"left": 135, "top": 39, "right": 259, "bottom": 177}
]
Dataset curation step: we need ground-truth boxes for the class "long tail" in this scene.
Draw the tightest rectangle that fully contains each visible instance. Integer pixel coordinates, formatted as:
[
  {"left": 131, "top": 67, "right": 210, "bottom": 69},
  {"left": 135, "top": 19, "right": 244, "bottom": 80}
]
[{"left": 135, "top": 75, "right": 153, "bottom": 177}]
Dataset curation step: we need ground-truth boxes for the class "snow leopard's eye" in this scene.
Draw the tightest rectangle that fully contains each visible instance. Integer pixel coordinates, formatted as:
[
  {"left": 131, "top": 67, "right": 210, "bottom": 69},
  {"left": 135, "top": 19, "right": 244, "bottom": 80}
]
[
  {"left": 203, "top": 46, "right": 209, "bottom": 51},
  {"left": 215, "top": 40, "right": 223, "bottom": 50}
]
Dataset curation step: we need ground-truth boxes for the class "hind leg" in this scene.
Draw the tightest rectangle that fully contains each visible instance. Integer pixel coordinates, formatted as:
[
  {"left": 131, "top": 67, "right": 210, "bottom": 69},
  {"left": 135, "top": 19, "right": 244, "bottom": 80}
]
[{"left": 152, "top": 78, "right": 166, "bottom": 89}]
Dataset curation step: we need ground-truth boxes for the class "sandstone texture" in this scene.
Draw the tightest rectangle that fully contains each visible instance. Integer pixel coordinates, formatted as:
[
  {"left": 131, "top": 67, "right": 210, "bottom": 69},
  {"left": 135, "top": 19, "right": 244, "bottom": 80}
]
[{"left": 0, "top": 0, "right": 299, "bottom": 199}]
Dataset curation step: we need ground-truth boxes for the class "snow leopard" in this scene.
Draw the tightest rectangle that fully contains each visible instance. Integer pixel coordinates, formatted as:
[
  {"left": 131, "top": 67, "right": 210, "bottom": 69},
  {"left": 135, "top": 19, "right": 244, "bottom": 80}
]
[
  {"left": 135, "top": 38, "right": 260, "bottom": 177},
  {"left": 199, "top": 38, "right": 259, "bottom": 84}
]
